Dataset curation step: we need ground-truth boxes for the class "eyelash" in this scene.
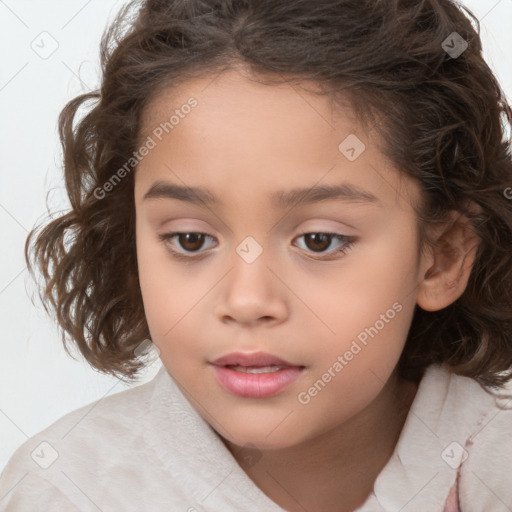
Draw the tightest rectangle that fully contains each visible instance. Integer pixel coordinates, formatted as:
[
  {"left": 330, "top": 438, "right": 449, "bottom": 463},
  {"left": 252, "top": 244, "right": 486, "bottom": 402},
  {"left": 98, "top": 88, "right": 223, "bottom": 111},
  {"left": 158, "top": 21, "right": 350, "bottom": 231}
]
[{"left": 157, "top": 231, "right": 357, "bottom": 262}]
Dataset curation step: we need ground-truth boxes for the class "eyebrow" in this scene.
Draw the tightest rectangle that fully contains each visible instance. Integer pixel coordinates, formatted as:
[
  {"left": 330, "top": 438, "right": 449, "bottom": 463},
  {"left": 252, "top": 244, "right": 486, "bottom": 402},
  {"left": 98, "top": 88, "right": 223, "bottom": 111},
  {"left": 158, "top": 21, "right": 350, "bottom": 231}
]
[{"left": 142, "top": 180, "right": 382, "bottom": 209}]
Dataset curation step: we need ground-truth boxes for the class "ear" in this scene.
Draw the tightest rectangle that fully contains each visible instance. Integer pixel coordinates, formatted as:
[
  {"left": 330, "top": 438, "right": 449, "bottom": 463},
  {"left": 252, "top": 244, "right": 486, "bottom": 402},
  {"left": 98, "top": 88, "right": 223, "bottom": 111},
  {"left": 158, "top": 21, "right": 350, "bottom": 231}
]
[{"left": 416, "top": 203, "right": 482, "bottom": 312}]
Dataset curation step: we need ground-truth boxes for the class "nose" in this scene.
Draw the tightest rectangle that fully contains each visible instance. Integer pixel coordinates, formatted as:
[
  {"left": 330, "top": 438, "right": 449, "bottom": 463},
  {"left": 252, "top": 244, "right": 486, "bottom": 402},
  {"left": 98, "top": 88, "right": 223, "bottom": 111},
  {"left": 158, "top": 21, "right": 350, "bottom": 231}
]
[{"left": 215, "top": 247, "right": 289, "bottom": 327}]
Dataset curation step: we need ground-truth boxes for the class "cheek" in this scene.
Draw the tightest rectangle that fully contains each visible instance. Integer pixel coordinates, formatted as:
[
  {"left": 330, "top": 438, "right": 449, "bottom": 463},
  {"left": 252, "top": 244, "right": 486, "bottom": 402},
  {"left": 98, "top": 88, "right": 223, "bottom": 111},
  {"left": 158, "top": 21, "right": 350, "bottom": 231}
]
[
  {"left": 300, "top": 231, "right": 419, "bottom": 379},
  {"left": 136, "top": 224, "right": 180, "bottom": 341},
  {"left": 135, "top": 229, "right": 210, "bottom": 364},
  {"left": 295, "top": 302, "right": 415, "bottom": 430}
]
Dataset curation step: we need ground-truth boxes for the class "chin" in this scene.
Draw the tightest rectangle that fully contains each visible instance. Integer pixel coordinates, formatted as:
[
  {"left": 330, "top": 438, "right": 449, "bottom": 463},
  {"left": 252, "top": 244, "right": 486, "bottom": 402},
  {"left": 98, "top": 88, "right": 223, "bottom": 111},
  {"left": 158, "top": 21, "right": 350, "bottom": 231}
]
[{"left": 213, "top": 420, "right": 313, "bottom": 452}]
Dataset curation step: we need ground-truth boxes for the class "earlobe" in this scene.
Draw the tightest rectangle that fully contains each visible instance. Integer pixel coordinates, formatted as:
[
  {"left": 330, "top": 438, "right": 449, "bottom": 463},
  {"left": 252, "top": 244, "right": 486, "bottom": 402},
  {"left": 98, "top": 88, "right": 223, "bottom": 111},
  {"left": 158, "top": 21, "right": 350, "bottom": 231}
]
[{"left": 416, "top": 206, "right": 481, "bottom": 312}]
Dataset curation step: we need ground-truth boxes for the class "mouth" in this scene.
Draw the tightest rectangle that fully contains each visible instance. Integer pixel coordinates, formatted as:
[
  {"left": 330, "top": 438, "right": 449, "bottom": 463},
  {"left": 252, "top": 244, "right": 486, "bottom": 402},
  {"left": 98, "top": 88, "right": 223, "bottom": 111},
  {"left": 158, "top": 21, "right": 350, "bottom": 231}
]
[
  {"left": 210, "top": 352, "right": 305, "bottom": 398},
  {"left": 211, "top": 351, "right": 300, "bottom": 368},
  {"left": 224, "top": 365, "right": 288, "bottom": 374}
]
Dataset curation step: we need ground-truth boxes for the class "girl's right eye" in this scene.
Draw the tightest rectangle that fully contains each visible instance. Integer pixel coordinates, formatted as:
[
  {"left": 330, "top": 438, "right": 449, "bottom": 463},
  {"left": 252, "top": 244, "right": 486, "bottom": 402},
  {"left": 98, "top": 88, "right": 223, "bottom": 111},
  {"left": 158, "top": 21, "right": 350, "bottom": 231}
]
[
  {"left": 158, "top": 232, "right": 216, "bottom": 261},
  {"left": 158, "top": 231, "right": 357, "bottom": 261}
]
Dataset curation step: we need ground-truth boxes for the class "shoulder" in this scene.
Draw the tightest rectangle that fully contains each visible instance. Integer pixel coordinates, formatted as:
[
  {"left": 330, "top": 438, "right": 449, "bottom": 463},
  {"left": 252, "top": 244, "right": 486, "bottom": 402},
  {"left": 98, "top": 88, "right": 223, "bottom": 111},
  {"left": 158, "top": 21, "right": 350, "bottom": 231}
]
[
  {"left": 451, "top": 371, "right": 512, "bottom": 511},
  {"left": 0, "top": 369, "right": 161, "bottom": 510},
  {"left": 370, "top": 364, "right": 512, "bottom": 512},
  {"left": 0, "top": 472, "right": 81, "bottom": 511},
  {"left": 416, "top": 365, "right": 512, "bottom": 511}
]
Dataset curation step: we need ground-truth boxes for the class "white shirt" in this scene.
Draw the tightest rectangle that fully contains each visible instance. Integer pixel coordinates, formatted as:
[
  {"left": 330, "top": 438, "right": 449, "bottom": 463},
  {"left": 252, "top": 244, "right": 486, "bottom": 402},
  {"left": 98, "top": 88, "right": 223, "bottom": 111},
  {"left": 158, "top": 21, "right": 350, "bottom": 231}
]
[{"left": 1, "top": 363, "right": 511, "bottom": 511}]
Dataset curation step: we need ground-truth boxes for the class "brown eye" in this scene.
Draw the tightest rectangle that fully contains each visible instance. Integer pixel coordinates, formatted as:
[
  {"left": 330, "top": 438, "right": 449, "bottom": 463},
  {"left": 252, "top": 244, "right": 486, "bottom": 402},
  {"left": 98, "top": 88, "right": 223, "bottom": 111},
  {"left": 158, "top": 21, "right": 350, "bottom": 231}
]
[
  {"left": 158, "top": 232, "right": 216, "bottom": 256},
  {"left": 294, "top": 232, "right": 357, "bottom": 259},
  {"left": 175, "top": 233, "right": 205, "bottom": 252},
  {"left": 302, "top": 233, "right": 332, "bottom": 252},
  {"left": 158, "top": 230, "right": 356, "bottom": 262}
]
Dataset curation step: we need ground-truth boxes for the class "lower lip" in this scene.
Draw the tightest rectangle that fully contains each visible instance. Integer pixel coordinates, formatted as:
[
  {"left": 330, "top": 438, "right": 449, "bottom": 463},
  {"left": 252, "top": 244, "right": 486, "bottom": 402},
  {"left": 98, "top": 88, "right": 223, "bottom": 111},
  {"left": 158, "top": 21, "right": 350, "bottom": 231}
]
[{"left": 211, "top": 365, "right": 304, "bottom": 398}]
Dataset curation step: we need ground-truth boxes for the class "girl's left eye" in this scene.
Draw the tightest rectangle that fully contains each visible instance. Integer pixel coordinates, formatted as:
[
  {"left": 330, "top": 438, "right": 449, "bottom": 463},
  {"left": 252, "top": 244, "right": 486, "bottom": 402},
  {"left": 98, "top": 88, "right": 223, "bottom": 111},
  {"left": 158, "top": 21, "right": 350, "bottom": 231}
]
[{"left": 158, "top": 231, "right": 357, "bottom": 261}]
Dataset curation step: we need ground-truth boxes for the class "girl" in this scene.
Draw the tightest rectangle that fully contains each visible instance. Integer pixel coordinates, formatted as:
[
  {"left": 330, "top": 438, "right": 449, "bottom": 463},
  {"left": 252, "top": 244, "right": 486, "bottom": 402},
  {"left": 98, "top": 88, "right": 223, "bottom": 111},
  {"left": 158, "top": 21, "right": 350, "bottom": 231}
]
[{"left": 2, "top": 0, "right": 512, "bottom": 510}]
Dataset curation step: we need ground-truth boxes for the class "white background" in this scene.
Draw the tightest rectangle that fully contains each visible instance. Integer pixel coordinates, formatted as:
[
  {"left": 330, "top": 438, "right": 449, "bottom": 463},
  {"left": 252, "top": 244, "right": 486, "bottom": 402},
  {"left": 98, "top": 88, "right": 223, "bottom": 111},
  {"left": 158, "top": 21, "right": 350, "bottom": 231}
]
[{"left": 1, "top": 0, "right": 511, "bottom": 473}]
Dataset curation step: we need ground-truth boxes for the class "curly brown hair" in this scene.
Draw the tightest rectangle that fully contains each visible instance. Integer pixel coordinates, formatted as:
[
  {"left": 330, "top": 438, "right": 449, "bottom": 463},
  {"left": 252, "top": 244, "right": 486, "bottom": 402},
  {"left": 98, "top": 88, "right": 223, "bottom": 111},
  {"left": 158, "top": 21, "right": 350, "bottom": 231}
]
[{"left": 25, "top": 0, "right": 512, "bottom": 387}]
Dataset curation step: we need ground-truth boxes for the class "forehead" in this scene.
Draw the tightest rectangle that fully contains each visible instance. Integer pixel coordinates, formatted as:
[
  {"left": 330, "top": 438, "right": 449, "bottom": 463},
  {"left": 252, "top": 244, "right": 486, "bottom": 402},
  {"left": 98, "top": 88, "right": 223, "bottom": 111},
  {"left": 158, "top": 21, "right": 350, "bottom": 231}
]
[
  {"left": 139, "top": 67, "right": 356, "bottom": 139},
  {"left": 135, "top": 68, "right": 421, "bottom": 214}
]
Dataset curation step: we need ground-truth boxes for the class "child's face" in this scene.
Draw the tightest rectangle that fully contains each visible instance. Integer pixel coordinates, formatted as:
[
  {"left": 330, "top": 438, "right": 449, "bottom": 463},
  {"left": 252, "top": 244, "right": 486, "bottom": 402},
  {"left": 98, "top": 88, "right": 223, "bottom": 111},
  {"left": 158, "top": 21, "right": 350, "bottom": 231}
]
[{"left": 134, "top": 68, "right": 430, "bottom": 449}]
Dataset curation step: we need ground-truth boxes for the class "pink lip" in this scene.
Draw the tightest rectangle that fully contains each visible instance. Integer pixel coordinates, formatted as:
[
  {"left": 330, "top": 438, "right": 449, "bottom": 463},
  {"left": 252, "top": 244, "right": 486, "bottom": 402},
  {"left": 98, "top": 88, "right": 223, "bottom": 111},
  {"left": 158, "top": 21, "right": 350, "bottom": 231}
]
[
  {"left": 211, "top": 351, "right": 297, "bottom": 367},
  {"left": 210, "top": 351, "right": 304, "bottom": 398}
]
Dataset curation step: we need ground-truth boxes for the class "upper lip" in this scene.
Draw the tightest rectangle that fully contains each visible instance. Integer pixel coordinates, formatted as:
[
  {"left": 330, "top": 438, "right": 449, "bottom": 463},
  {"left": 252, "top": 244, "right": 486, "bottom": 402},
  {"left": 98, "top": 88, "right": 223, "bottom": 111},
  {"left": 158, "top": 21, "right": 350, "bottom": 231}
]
[{"left": 211, "top": 351, "right": 302, "bottom": 367}]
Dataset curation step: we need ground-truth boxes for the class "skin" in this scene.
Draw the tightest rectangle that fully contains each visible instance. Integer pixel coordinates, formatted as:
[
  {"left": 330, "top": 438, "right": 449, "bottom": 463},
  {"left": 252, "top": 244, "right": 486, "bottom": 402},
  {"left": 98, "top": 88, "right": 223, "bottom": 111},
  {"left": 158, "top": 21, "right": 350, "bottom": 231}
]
[{"left": 134, "top": 66, "right": 480, "bottom": 512}]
